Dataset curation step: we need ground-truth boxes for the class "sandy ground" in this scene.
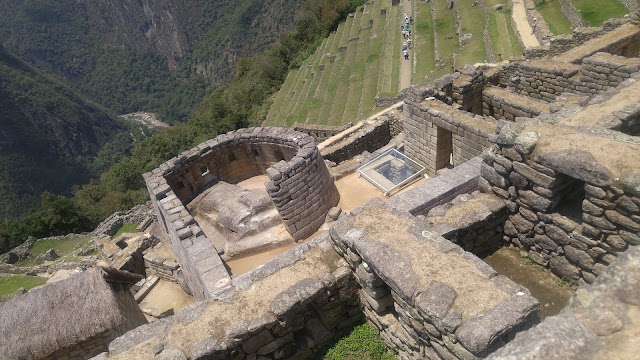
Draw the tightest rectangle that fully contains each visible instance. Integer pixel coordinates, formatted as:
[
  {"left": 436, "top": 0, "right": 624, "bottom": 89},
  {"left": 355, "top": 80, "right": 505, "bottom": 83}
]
[
  {"left": 139, "top": 280, "right": 194, "bottom": 319},
  {"left": 190, "top": 171, "right": 426, "bottom": 275},
  {"left": 236, "top": 175, "right": 270, "bottom": 193},
  {"left": 146, "top": 242, "right": 178, "bottom": 262},
  {"left": 511, "top": 0, "right": 540, "bottom": 48},
  {"left": 484, "top": 247, "right": 573, "bottom": 319},
  {"left": 336, "top": 173, "right": 385, "bottom": 212}
]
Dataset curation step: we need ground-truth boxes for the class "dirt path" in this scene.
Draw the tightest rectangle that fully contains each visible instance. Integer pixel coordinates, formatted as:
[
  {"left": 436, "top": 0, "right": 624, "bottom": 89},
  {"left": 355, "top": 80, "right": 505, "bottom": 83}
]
[
  {"left": 400, "top": 0, "right": 412, "bottom": 89},
  {"left": 511, "top": 0, "right": 541, "bottom": 48}
]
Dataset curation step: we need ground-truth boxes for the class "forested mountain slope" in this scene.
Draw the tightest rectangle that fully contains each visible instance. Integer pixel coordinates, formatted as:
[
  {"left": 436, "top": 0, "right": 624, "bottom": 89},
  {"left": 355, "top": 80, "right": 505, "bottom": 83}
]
[
  {"left": 0, "top": 45, "right": 130, "bottom": 219},
  {"left": 0, "top": 0, "right": 303, "bottom": 122}
]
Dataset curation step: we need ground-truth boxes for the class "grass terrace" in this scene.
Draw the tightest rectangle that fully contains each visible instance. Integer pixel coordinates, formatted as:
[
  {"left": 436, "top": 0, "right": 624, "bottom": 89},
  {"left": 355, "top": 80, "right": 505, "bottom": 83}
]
[
  {"left": 265, "top": 0, "right": 403, "bottom": 126},
  {"left": 535, "top": 0, "right": 573, "bottom": 34},
  {"left": 571, "top": 0, "right": 629, "bottom": 26},
  {"left": 15, "top": 235, "right": 95, "bottom": 267}
]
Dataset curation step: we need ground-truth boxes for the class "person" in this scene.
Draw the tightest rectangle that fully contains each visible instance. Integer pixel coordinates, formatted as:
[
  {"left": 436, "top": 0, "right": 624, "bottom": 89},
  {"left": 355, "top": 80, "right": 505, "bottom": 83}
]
[
  {"left": 407, "top": 38, "right": 412, "bottom": 49},
  {"left": 405, "top": 15, "right": 410, "bottom": 24},
  {"left": 410, "top": 16, "right": 414, "bottom": 24},
  {"left": 531, "top": 17, "right": 538, "bottom": 34},
  {"left": 403, "top": 41, "right": 408, "bottom": 51},
  {"left": 403, "top": 49, "right": 409, "bottom": 60},
  {"left": 402, "top": 29, "right": 406, "bottom": 39}
]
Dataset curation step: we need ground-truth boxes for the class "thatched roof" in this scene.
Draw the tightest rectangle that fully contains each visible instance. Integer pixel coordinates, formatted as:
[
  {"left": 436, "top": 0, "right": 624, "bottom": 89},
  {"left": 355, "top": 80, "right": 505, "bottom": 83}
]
[{"left": 0, "top": 267, "right": 143, "bottom": 360}]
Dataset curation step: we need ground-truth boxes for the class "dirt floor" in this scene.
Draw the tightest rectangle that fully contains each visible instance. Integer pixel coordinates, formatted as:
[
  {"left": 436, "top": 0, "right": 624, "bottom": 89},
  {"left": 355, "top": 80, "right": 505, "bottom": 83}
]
[
  {"left": 236, "top": 175, "right": 270, "bottom": 193},
  {"left": 483, "top": 247, "right": 573, "bottom": 319},
  {"left": 336, "top": 173, "right": 385, "bottom": 212},
  {"left": 139, "top": 280, "right": 194, "bottom": 321}
]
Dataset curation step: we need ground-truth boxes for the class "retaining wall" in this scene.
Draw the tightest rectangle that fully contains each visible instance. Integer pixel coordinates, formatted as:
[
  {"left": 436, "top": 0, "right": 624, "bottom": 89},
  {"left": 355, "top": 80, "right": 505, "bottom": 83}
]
[
  {"left": 143, "top": 253, "right": 179, "bottom": 283},
  {"left": 525, "top": 18, "right": 635, "bottom": 59},
  {"left": 480, "top": 121, "right": 640, "bottom": 285},
  {"left": 504, "top": 53, "right": 640, "bottom": 101},
  {"left": 293, "top": 123, "right": 351, "bottom": 142}
]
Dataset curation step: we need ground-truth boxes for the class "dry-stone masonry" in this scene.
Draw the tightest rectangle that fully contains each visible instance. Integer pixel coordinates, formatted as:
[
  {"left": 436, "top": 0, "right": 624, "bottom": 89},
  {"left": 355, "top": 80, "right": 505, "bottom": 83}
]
[
  {"left": 292, "top": 123, "right": 352, "bottom": 142},
  {"left": 489, "top": 245, "right": 640, "bottom": 359},
  {"left": 99, "top": 235, "right": 363, "bottom": 360},
  {"left": 425, "top": 192, "right": 508, "bottom": 256},
  {"left": 480, "top": 121, "right": 640, "bottom": 285},
  {"left": 404, "top": 97, "right": 495, "bottom": 175},
  {"left": 330, "top": 200, "right": 539, "bottom": 359},
  {"left": 143, "top": 128, "right": 339, "bottom": 300}
]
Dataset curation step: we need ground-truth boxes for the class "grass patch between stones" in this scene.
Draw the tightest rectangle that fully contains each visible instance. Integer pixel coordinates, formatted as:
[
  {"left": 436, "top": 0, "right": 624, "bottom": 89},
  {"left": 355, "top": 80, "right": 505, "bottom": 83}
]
[
  {"left": 112, "top": 223, "right": 139, "bottom": 238},
  {"left": 320, "top": 323, "right": 396, "bottom": 360}
]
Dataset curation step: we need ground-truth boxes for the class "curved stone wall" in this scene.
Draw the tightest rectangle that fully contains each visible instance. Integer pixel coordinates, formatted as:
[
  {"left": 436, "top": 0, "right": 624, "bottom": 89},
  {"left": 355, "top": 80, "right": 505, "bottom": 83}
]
[
  {"left": 144, "top": 128, "right": 339, "bottom": 299},
  {"left": 163, "top": 127, "right": 339, "bottom": 240}
]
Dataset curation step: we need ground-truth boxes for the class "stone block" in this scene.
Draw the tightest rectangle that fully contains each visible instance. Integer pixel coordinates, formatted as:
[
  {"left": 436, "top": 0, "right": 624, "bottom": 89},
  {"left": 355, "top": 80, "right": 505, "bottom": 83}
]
[
  {"left": 487, "top": 314, "right": 605, "bottom": 360},
  {"left": 549, "top": 256, "right": 580, "bottom": 283},
  {"left": 415, "top": 282, "right": 457, "bottom": 321},
  {"left": 456, "top": 293, "right": 539, "bottom": 356}
]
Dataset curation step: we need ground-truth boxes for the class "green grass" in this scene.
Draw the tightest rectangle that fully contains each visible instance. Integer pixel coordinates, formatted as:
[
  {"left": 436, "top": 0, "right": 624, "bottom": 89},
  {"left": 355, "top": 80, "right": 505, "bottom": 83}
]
[
  {"left": 535, "top": 0, "right": 572, "bottom": 34},
  {"left": 0, "top": 274, "right": 47, "bottom": 300},
  {"left": 321, "top": 323, "right": 396, "bottom": 360},
  {"left": 414, "top": 1, "right": 437, "bottom": 83},
  {"left": 113, "top": 223, "right": 139, "bottom": 238},
  {"left": 455, "top": 0, "right": 487, "bottom": 66},
  {"left": 15, "top": 235, "right": 94, "bottom": 267},
  {"left": 434, "top": 0, "right": 459, "bottom": 71},
  {"left": 265, "top": 0, "right": 403, "bottom": 126},
  {"left": 571, "top": 0, "right": 628, "bottom": 27},
  {"left": 29, "top": 235, "right": 92, "bottom": 257},
  {"left": 487, "top": 5, "right": 525, "bottom": 59}
]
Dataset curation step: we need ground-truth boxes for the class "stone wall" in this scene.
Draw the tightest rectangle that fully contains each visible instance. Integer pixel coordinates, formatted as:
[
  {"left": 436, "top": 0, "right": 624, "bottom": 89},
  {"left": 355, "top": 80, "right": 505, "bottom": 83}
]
[
  {"left": 387, "top": 157, "right": 482, "bottom": 216},
  {"left": 480, "top": 121, "right": 640, "bottom": 285},
  {"left": 452, "top": 67, "right": 487, "bottom": 114},
  {"left": 143, "top": 128, "right": 339, "bottom": 300},
  {"left": 525, "top": 18, "right": 635, "bottom": 59},
  {"left": 404, "top": 97, "right": 496, "bottom": 175},
  {"left": 482, "top": 86, "right": 552, "bottom": 121},
  {"left": 580, "top": 52, "right": 640, "bottom": 93},
  {"left": 554, "top": 22, "right": 640, "bottom": 64},
  {"left": 503, "top": 54, "right": 640, "bottom": 101},
  {"left": 293, "top": 123, "right": 351, "bottom": 142},
  {"left": 489, "top": 245, "right": 640, "bottom": 359},
  {"left": 100, "top": 236, "right": 363, "bottom": 360},
  {"left": 320, "top": 120, "right": 393, "bottom": 164},
  {"left": 425, "top": 192, "right": 508, "bottom": 256},
  {"left": 330, "top": 200, "right": 540, "bottom": 359},
  {"left": 143, "top": 253, "right": 179, "bottom": 283}
]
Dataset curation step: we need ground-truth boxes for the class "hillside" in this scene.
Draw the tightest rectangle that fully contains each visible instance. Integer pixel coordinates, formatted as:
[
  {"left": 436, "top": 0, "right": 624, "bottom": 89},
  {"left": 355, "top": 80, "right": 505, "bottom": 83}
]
[
  {"left": 0, "top": 45, "right": 131, "bottom": 219},
  {"left": 264, "top": 0, "right": 525, "bottom": 127},
  {"left": 0, "top": 0, "right": 303, "bottom": 122}
]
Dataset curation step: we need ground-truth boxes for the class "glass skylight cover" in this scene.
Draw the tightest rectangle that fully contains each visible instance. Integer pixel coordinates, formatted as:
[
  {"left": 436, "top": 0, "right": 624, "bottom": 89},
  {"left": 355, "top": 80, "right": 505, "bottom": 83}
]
[{"left": 357, "top": 148, "right": 425, "bottom": 196}]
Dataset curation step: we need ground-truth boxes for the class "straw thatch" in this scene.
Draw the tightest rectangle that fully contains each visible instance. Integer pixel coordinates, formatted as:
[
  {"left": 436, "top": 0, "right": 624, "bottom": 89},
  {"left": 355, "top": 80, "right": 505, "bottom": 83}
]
[{"left": 0, "top": 267, "right": 144, "bottom": 360}]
